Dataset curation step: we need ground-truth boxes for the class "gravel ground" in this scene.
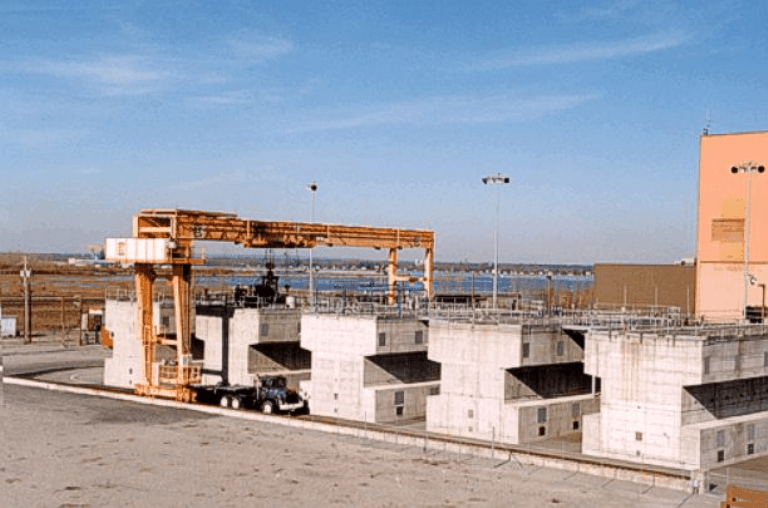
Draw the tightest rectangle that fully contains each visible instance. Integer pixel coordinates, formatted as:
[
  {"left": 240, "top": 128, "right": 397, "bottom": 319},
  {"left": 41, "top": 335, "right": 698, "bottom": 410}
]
[{"left": 1, "top": 383, "right": 723, "bottom": 508}]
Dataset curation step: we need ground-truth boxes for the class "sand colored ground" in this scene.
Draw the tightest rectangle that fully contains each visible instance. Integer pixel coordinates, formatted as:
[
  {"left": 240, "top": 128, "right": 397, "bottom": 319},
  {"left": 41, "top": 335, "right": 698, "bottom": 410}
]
[{"left": 2, "top": 381, "right": 724, "bottom": 508}]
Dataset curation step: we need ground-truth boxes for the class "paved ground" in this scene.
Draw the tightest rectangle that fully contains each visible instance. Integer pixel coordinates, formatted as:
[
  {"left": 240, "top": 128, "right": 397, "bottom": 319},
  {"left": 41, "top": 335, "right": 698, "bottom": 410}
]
[
  {"left": 2, "top": 383, "right": 723, "bottom": 508},
  {"left": 1, "top": 340, "right": 759, "bottom": 506}
]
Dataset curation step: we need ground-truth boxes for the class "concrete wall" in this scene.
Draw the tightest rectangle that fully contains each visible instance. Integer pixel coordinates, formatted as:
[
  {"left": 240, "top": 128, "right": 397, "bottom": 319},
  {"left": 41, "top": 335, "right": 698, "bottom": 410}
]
[
  {"left": 428, "top": 319, "right": 597, "bottom": 445},
  {"left": 103, "top": 300, "right": 169, "bottom": 389},
  {"left": 515, "top": 395, "right": 600, "bottom": 443},
  {"left": 301, "top": 314, "right": 435, "bottom": 423},
  {"left": 373, "top": 382, "right": 440, "bottom": 423},
  {"left": 301, "top": 314, "right": 428, "bottom": 357},
  {"left": 688, "top": 414, "right": 768, "bottom": 469},
  {"left": 197, "top": 307, "right": 306, "bottom": 386},
  {"left": 584, "top": 328, "right": 768, "bottom": 470}
]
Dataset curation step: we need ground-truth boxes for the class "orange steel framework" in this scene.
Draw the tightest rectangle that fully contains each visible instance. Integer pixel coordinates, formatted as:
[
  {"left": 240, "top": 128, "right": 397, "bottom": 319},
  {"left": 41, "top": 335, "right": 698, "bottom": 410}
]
[{"left": 128, "top": 208, "right": 435, "bottom": 400}]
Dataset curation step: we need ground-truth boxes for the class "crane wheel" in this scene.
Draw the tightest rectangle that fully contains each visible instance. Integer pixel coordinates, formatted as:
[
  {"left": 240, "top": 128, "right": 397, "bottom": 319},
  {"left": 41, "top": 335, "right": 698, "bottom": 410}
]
[
  {"left": 231, "top": 397, "right": 241, "bottom": 410},
  {"left": 220, "top": 396, "right": 230, "bottom": 408},
  {"left": 261, "top": 400, "right": 274, "bottom": 414}
]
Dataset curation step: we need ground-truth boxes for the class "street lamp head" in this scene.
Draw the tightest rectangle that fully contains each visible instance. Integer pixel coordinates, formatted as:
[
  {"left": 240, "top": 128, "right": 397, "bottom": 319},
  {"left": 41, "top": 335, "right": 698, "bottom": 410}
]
[
  {"left": 482, "top": 173, "right": 511, "bottom": 186},
  {"left": 306, "top": 181, "right": 318, "bottom": 193},
  {"left": 730, "top": 162, "right": 765, "bottom": 174}
]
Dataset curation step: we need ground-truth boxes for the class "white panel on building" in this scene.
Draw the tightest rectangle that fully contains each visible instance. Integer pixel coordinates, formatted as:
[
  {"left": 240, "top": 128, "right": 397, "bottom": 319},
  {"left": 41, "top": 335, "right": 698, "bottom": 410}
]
[{"left": 105, "top": 238, "right": 170, "bottom": 264}]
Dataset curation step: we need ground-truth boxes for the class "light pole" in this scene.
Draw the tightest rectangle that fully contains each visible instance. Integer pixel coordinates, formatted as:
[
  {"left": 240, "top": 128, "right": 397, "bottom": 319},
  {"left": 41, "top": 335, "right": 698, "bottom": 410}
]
[
  {"left": 306, "top": 181, "right": 318, "bottom": 307},
  {"left": 482, "top": 173, "right": 510, "bottom": 309},
  {"left": 731, "top": 162, "right": 764, "bottom": 321}
]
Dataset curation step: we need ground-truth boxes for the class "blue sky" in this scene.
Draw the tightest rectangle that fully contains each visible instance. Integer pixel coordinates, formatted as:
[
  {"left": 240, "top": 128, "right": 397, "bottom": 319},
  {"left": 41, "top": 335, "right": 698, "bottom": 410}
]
[{"left": 1, "top": 0, "right": 766, "bottom": 263}]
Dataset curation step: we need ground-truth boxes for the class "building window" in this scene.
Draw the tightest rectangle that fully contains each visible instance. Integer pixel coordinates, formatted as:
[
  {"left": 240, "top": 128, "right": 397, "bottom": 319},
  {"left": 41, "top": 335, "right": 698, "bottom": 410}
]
[
  {"left": 717, "top": 450, "right": 725, "bottom": 463},
  {"left": 764, "top": 351, "right": 768, "bottom": 367},
  {"left": 747, "top": 424, "right": 755, "bottom": 441},
  {"left": 571, "top": 403, "right": 581, "bottom": 417},
  {"left": 748, "top": 443, "right": 755, "bottom": 455},
  {"left": 573, "top": 421, "right": 580, "bottom": 431},
  {"left": 539, "top": 426, "right": 546, "bottom": 436},
  {"left": 415, "top": 330, "right": 424, "bottom": 344},
  {"left": 297, "top": 322, "right": 301, "bottom": 334},
  {"left": 522, "top": 342, "right": 530, "bottom": 359},
  {"left": 556, "top": 340, "right": 564, "bottom": 356},
  {"left": 467, "top": 409, "right": 474, "bottom": 419},
  {"left": 704, "top": 357, "right": 710, "bottom": 375},
  {"left": 396, "top": 406, "right": 404, "bottom": 417},
  {"left": 429, "top": 386, "right": 440, "bottom": 396},
  {"left": 161, "top": 316, "right": 170, "bottom": 329},
  {"left": 635, "top": 432, "right": 643, "bottom": 442},
  {"left": 537, "top": 407, "right": 547, "bottom": 424},
  {"left": 716, "top": 430, "right": 725, "bottom": 447},
  {"left": 394, "top": 390, "right": 404, "bottom": 406},
  {"left": 378, "top": 332, "right": 386, "bottom": 347},
  {"left": 733, "top": 355, "right": 740, "bottom": 371},
  {"left": 333, "top": 393, "right": 338, "bottom": 400},
  {"left": 260, "top": 324, "right": 269, "bottom": 337}
]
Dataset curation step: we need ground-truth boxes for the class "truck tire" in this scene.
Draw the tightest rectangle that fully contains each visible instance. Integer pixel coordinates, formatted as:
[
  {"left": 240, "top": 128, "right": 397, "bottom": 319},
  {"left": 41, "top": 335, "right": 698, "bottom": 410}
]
[
  {"left": 261, "top": 400, "right": 274, "bottom": 414},
  {"left": 219, "top": 395, "right": 230, "bottom": 408},
  {"left": 231, "top": 397, "right": 241, "bottom": 410}
]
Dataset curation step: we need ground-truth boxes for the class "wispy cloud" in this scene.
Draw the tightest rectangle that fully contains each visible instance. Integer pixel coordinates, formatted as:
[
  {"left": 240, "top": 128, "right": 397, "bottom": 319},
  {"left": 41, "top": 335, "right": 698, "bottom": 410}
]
[
  {"left": 287, "top": 94, "right": 595, "bottom": 133},
  {"left": 469, "top": 31, "right": 691, "bottom": 71},
  {"left": 225, "top": 32, "right": 294, "bottom": 65},
  {"left": 0, "top": 124, "right": 87, "bottom": 147},
  {"left": 32, "top": 55, "right": 173, "bottom": 96},
  {"left": 556, "top": 0, "right": 639, "bottom": 23}
]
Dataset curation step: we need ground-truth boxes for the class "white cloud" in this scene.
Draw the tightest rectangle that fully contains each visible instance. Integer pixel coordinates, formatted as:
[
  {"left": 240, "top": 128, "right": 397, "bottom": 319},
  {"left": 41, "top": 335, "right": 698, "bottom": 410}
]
[
  {"left": 557, "top": 0, "right": 639, "bottom": 23},
  {"left": 225, "top": 32, "right": 294, "bottom": 65},
  {"left": 34, "top": 55, "right": 173, "bottom": 95},
  {"left": 470, "top": 31, "right": 691, "bottom": 70},
  {"left": 0, "top": 124, "right": 87, "bottom": 146},
  {"left": 287, "top": 94, "right": 595, "bottom": 133}
]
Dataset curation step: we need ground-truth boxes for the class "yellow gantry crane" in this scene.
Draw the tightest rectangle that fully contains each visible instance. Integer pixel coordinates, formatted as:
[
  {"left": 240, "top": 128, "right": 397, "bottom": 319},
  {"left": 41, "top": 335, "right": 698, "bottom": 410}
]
[{"left": 106, "top": 209, "right": 435, "bottom": 401}]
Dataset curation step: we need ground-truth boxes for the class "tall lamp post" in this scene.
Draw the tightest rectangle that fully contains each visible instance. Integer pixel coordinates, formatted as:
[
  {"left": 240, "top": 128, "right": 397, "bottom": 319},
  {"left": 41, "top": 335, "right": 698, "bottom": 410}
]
[
  {"left": 731, "top": 162, "right": 764, "bottom": 321},
  {"left": 306, "top": 181, "right": 318, "bottom": 307},
  {"left": 482, "top": 173, "right": 510, "bottom": 309}
]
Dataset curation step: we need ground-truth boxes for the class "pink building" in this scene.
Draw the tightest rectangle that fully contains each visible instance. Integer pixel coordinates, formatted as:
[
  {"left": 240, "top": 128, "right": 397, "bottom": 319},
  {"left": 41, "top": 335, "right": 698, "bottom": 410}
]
[{"left": 696, "top": 131, "right": 768, "bottom": 320}]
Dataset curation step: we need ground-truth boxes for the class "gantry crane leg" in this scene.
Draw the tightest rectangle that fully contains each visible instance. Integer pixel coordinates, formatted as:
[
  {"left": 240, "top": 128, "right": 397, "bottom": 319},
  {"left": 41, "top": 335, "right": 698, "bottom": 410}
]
[
  {"left": 388, "top": 248, "right": 399, "bottom": 305},
  {"left": 134, "top": 264, "right": 156, "bottom": 395}
]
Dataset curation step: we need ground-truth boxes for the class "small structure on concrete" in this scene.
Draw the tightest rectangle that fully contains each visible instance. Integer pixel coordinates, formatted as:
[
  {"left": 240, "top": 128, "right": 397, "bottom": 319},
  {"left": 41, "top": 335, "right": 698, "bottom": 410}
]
[
  {"left": 103, "top": 298, "right": 185, "bottom": 389},
  {"left": 301, "top": 305, "right": 440, "bottom": 424},
  {"left": 0, "top": 304, "right": 17, "bottom": 337},
  {"left": 427, "top": 311, "right": 599, "bottom": 445},
  {"left": 583, "top": 323, "right": 768, "bottom": 471}
]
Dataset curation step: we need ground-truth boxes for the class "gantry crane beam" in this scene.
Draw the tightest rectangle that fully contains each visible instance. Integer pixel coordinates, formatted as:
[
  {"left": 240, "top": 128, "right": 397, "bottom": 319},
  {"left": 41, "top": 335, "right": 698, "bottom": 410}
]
[
  {"left": 109, "top": 208, "right": 435, "bottom": 401},
  {"left": 134, "top": 208, "right": 434, "bottom": 251}
]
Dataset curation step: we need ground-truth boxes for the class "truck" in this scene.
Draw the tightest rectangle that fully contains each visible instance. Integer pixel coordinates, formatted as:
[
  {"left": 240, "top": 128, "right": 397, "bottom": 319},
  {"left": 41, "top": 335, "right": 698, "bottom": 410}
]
[{"left": 192, "top": 374, "right": 306, "bottom": 414}]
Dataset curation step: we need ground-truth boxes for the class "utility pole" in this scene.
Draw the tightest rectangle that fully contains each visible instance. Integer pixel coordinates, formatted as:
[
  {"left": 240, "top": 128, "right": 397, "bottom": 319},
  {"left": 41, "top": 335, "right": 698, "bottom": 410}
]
[
  {"left": 306, "top": 181, "right": 318, "bottom": 309},
  {"left": 21, "top": 256, "right": 31, "bottom": 343},
  {"left": 482, "top": 173, "right": 510, "bottom": 309}
]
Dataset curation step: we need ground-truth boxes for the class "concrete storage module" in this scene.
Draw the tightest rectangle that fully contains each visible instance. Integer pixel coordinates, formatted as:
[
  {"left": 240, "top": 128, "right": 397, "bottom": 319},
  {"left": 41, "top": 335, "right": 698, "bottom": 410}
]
[
  {"left": 426, "top": 318, "right": 599, "bottom": 445},
  {"left": 582, "top": 324, "right": 768, "bottom": 471},
  {"left": 300, "top": 310, "right": 440, "bottom": 424}
]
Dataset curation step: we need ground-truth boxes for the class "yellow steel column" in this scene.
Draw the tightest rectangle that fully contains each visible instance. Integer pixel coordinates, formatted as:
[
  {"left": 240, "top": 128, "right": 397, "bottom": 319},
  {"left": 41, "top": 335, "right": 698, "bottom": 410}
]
[
  {"left": 134, "top": 264, "right": 156, "bottom": 389},
  {"left": 388, "top": 248, "right": 398, "bottom": 305},
  {"left": 424, "top": 247, "right": 434, "bottom": 301},
  {"left": 171, "top": 263, "right": 192, "bottom": 384}
]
